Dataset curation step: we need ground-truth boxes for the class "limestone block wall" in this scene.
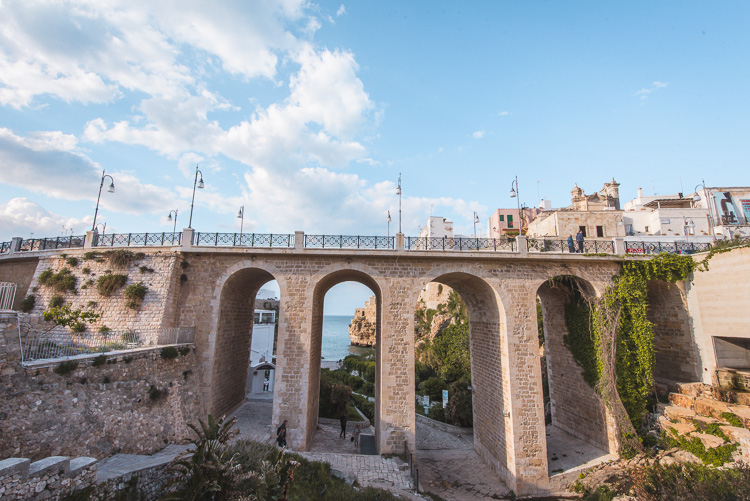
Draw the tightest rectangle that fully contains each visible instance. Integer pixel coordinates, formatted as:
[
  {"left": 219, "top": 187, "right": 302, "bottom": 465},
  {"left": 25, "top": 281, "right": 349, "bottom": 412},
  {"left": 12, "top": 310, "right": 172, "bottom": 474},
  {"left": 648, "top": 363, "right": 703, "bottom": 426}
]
[
  {"left": 24, "top": 250, "right": 181, "bottom": 344},
  {"left": 538, "top": 284, "right": 609, "bottom": 451},
  {"left": 687, "top": 247, "right": 750, "bottom": 384},
  {"left": 0, "top": 314, "right": 201, "bottom": 461},
  {"left": 648, "top": 280, "right": 699, "bottom": 387},
  {"left": 0, "top": 455, "right": 97, "bottom": 501},
  {"left": 0, "top": 257, "right": 39, "bottom": 310}
]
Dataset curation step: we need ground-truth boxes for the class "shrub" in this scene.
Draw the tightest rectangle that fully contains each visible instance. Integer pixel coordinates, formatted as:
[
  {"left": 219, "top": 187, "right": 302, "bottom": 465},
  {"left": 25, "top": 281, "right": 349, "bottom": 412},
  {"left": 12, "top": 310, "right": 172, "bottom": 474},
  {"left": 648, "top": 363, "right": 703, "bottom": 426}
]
[
  {"left": 419, "top": 376, "right": 447, "bottom": 402},
  {"left": 92, "top": 355, "right": 107, "bottom": 367},
  {"left": 630, "top": 461, "right": 750, "bottom": 500},
  {"left": 318, "top": 370, "right": 352, "bottom": 419},
  {"left": 82, "top": 251, "right": 99, "bottom": 260},
  {"left": 19, "top": 295, "right": 35, "bottom": 312},
  {"left": 70, "top": 321, "right": 86, "bottom": 333},
  {"left": 149, "top": 385, "right": 169, "bottom": 401},
  {"left": 54, "top": 360, "right": 78, "bottom": 375},
  {"left": 351, "top": 393, "right": 374, "bottom": 421},
  {"left": 82, "top": 267, "right": 91, "bottom": 275},
  {"left": 139, "top": 265, "right": 155, "bottom": 273},
  {"left": 105, "top": 249, "right": 138, "bottom": 267},
  {"left": 445, "top": 380, "right": 473, "bottom": 427},
  {"left": 161, "top": 346, "right": 179, "bottom": 359},
  {"left": 48, "top": 295, "right": 64, "bottom": 308},
  {"left": 428, "top": 402, "right": 446, "bottom": 422},
  {"left": 123, "top": 282, "right": 148, "bottom": 310},
  {"left": 98, "top": 325, "right": 111, "bottom": 334},
  {"left": 66, "top": 257, "right": 79, "bottom": 267},
  {"left": 722, "top": 411, "right": 745, "bottom": 428},
  {"left": 81, "top": 279, "right": 94, "bottom": 290},
  {"left": 178, "top": 346, "right": 191, "bottom": 356},
  {"left": 123, "top": 356, "right": 133, "bottom": 364},
  {"left": 38, "top": 268, "right": 77, "bottom": 293},
  {"left": 96, "top": 273, "right": 127, "bottom": 296}
]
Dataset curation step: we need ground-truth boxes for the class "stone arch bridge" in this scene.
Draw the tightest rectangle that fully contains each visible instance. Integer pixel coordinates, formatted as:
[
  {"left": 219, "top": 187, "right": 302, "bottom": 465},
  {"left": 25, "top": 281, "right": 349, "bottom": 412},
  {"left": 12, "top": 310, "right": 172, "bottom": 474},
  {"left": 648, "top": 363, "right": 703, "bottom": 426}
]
[{"left": 0, "top": 231, "right": 699, "bottom": 496}]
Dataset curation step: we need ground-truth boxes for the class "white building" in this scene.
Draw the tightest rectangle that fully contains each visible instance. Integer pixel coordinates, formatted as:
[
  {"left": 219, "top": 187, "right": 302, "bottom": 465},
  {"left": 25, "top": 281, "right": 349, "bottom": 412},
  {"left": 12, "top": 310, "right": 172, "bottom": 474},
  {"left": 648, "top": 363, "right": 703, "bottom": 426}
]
[
  {"left": 692, "top": 186, "right": 750, "bottom": 239},
  {"left": 622, "top": 188, "right": 712, "bottom": 241},
  {"left": 415, "top": 217, "right": 455, "bottom": 249},
  {"left": 247, "top": 309, "right": 276, "bottom": 395}
]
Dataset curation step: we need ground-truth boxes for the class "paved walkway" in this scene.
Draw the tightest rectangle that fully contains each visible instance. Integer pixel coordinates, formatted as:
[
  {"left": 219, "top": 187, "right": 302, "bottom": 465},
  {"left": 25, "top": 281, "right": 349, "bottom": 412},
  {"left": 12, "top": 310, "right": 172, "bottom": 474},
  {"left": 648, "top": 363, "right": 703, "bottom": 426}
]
[{"left": 416, "top": 449, "right": 513, "bottom": 500}]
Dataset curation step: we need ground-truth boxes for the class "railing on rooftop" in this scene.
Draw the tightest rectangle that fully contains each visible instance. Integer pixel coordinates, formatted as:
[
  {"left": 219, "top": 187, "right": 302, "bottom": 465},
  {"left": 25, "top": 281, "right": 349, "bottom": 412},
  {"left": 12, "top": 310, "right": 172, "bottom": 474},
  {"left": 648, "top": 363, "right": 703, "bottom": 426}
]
[
  {"left": 625, "top": 241, "right": 713, "bottom": 255},
  {"left": 527, "top": 238, "right": 616, "bottom": 255},
  {"left": 304, "top": 235, "right": 394, "bottom": 249},
  {"left": 194, "top": 232, "right": 294, "bottom": 247},
  {"left": 19, "top": 236, "right": 85, "bottom": 252},
  {"left": 95, "top": 232, "right": 181, "bottom": 247},
  {"left": 20, "top": 326, "right": 196, "bottom": 364},
  {"left": 0, "top": 241, "right": 11, "bottom": 254},
  {"left": 405, "top": 236, "right": 515, "bottom": 252}
]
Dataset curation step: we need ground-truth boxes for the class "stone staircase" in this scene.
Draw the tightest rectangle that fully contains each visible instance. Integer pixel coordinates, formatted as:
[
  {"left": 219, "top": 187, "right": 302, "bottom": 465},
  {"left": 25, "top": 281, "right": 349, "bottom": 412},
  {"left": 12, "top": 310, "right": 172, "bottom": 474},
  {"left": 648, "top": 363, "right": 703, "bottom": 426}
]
[{"left": 658, "top": 382, "right": 750, "bottom": 460}]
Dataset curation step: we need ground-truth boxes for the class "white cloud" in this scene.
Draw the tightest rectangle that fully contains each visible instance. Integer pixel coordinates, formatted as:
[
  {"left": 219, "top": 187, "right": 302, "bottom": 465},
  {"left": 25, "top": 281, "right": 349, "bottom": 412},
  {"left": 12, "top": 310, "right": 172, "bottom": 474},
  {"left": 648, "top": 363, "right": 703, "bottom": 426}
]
[
  {"left": 337, "top": 5, "right": 346, "bottom": 16},
  {"left": 472, "top": 130, "right": 485, "bottom": 139},
  {"left": 635, "top": 81, "right": 669, "bottom": 100},
  {"left": 0, "top": 198, "right": 92, "bottom": 240},
  {"left": 498, "top": 111, "right": 511, "bottom": 116}
]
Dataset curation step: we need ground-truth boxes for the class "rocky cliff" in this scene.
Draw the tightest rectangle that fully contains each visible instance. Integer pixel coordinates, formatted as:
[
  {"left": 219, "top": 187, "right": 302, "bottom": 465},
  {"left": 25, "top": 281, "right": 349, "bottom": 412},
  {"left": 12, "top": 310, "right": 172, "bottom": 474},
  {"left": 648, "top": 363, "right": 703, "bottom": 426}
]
[{"left": 349, "top": 296, "right": 376, "bottom": 346}]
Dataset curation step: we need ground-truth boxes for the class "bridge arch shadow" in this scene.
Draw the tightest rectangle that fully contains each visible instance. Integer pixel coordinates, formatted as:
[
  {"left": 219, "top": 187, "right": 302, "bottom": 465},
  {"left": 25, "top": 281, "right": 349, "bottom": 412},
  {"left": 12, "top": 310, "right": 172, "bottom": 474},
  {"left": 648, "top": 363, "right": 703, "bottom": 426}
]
[
  {"left": 536, "top": 275, "right": 617, "bottom": 477},
  {"left": 208, "top": 266, "right": 280, "bottom": 418}
]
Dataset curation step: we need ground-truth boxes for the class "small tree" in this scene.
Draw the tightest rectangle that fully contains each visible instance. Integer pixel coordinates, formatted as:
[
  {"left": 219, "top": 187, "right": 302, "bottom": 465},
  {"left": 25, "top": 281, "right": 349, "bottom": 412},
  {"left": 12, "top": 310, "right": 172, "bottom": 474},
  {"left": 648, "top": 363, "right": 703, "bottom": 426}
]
[{"left": 43, "top": 305, "right": 100, "bottom": 332}]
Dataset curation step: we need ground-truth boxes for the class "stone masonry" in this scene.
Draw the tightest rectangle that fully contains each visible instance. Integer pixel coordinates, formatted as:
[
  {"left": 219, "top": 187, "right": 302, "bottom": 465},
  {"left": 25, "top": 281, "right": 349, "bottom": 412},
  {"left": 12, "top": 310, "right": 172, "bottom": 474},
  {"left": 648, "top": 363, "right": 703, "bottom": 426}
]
[
  {"left": 349, "top": 295, "right": 376, "bottom": 346},
  {"left": 1, "top": 242, "right": 640, "bottom": 496}
]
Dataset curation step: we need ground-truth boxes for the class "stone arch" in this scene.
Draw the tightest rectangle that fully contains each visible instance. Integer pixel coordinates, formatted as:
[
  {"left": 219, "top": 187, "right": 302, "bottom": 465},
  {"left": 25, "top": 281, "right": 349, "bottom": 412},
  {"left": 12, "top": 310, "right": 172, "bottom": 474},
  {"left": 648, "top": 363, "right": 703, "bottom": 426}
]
[
  {"left": 536, "top": 275, "right": 615, "bottom": 457},
  {"left": 206, "top": 263, "right": 285, "bottom": 417},
  {"left": 303, "top": 265, "right": 384, "bottom": 449},
  {"left": 647, "top": 280, "right": 699, "bottom": 387},
  {"left": 411, "top": 270, "right": 511, "bottom": 481}
]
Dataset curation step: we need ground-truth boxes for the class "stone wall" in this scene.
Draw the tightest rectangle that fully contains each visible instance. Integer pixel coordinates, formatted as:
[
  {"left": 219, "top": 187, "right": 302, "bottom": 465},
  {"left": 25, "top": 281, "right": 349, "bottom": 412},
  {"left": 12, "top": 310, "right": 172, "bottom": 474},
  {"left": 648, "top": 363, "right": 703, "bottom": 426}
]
[
  {"left": 0, "top": 314, "right": 201, "bottom": 461},
  {"left": 0, "top": 257, "right": 39, "bottom": 310},
  {"left": 648, "top": 280, "right": 699, "bottom": 387},
  {"left": 0, "top": 455, "right": 97, "bottom": 501},
  {"left": 687, "top": 247, "right": 750, "bottom": 384}
]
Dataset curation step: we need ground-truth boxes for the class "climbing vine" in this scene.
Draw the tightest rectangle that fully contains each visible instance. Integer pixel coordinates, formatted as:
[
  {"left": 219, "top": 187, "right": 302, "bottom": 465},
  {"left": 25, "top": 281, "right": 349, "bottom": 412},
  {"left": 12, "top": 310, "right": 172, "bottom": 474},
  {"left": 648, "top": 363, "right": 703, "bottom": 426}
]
[{"left": 562, "top": 253, "right": 698, "bottom": 454}]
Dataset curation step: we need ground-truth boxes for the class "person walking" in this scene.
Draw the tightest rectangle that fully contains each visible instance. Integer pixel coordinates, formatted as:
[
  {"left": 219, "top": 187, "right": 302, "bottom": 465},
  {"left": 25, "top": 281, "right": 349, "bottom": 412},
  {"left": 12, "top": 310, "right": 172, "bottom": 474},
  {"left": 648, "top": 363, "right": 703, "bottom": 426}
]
[
  {"left": 352, "top": 424, "right": 360, "bottom": 451},
  {"left": 339, "top": 414, "right": 348, "bottom": 438},
  {"left": 567, "top": 235, "right": 575, "bottom": 253},
  {"left": 576, "top": 229, "right": 584, "bottom": 253},
  {"left": 276, "top": 419, "right": 288, "bottom": 448}
]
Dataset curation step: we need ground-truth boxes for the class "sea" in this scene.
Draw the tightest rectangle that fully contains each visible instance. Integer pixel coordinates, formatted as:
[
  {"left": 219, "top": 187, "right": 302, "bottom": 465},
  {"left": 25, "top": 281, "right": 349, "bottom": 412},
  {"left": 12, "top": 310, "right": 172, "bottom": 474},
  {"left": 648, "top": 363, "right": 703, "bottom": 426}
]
[{"left": 321, "top": 315, "right": 371, "bottom": 362}]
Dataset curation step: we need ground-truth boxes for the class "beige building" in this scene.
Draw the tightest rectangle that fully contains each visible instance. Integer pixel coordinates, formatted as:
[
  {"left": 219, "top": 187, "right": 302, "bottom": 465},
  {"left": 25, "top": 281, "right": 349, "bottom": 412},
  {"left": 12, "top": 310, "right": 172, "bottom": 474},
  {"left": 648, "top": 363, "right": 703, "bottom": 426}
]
[{"left": 527, "top": 180, "right": 624, "bottom": 239}]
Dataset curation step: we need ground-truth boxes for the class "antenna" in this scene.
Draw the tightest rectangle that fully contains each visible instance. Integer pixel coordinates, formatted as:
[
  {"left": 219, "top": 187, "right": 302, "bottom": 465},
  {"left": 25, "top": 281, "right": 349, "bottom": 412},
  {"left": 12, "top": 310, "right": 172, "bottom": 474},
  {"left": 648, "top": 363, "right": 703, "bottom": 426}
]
[{"left": 537, "top": 180, "right": 541, "bottom": 200}]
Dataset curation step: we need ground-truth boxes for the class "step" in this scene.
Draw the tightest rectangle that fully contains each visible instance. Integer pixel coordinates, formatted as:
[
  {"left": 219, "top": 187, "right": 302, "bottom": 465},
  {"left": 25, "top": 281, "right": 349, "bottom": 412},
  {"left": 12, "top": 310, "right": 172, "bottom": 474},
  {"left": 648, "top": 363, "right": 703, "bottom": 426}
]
[
  {"left": 677, "top": 382, "right": 710, "bottom": 397},
  {"left": 658, "top": 415, "right": 694, "bottom": 436},
  {"left": 694, "top": 397, "right": 731, "bottom": 420},
  {"left": 719, "top": 426, "right": 750, "bottom": 443},
  {"left": 669, "top": 392, "right": 695, "bottom": 409},
  {"left": 712, "top": 387, "right": 750, "bottom": 407},
  {"left": 689, "top": 432, "right": 726, "bottom": 449},
  {"left": 664, "top": 405, "right": 696, "bottom": 422},
  {"left": 730, "top": 407, "right": 750, "bottom": 428}
]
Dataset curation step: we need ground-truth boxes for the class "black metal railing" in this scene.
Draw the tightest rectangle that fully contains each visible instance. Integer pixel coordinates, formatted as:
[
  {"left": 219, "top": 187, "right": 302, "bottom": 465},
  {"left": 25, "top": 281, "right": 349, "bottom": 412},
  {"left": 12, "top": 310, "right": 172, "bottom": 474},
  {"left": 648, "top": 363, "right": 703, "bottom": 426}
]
[
  {"left": 528, "top": 238, "right": 615, "bottom": 254},
  {"left": 405, "top": 236, "right": 515, "bottom": 252},
  {"left": 625, "top": 241, "right": 713, "bottom": 255},
  {"left": 194, "top": 232, "right": 294, "bottom": 248},
  {"left": 95, "top": 232, "right": 182, "bottom": 247},
  {"left": 0, "top": 241, "right": 10, "bottom": 254},
  {"left": 18, "top": 236, "right": 85, "bottom": 252},
  {"left": 303, "top": 235, "right": 394, "bottom": 249}
]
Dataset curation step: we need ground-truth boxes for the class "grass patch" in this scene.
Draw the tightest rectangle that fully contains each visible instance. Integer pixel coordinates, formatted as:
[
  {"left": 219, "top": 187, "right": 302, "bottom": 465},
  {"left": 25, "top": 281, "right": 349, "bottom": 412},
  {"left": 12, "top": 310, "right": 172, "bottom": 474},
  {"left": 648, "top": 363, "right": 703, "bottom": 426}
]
[
  {"left": 105, "top": 249, "right": 139, "bottom": 267},
  {"left": 54, "top": 360, "right": 79, "bottom": 376},
  {"left": 38, "top": 268, "right": 77, "bottom": 293},
  {"left": 49, "top": 295, "right": 65, "bottom": 308},
  {"left": 722, "top": 411, "right": 745, "bottom": 428},
  {"left": 19, "top": 295, "right": 35, "bottom": 312},
  {"left": 96, "top": 273, "right": 127, "bottom": 296},
  {"left": 161, "top": 346, "right": 179, "bottom": 359},
  {"left": 65, "top": 257, "right": 79, "bottom": 267},
  {"left": 123, "top": 282, "right": 148, "bottom": 309},
  {"left": 92, "top": 355, "right": 107, "bottom": 367},
  {"left": 664, "top": 430, "right": 737, "bottom": 466}
]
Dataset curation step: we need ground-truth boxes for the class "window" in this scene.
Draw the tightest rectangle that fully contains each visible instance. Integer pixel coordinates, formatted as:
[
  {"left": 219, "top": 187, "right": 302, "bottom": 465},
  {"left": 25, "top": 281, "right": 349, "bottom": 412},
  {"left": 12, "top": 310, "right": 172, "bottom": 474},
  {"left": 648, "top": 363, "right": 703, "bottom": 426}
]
[
  {"left": 498, "top": 215, "right": 504, "bottom": 222},
  {"left": 507, "top": 215, "right": 513, "bottom": 228},
  {"left": 596, "top": 225, "right": 604, "bottom": 237},
  {"left": 578, "top": 226, "right": 587, "bottom": 237},
  {"left": 644, "top": 226, "right": 649, "bottom": 233}
]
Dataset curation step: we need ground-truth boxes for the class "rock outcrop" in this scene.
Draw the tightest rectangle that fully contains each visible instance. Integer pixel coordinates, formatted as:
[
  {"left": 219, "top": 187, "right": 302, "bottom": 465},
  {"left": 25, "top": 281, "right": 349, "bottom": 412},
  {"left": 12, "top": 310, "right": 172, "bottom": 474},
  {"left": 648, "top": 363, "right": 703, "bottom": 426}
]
[{"left": 349, "top": 296, "right": 376, "bottom": 346}]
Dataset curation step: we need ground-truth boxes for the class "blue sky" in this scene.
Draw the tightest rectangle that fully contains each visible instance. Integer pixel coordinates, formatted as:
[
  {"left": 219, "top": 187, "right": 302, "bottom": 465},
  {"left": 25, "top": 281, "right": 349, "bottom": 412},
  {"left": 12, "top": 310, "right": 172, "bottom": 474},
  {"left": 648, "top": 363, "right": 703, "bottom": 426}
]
[{"left": 1, "top": 1, "right": 748, "bottom": 313}]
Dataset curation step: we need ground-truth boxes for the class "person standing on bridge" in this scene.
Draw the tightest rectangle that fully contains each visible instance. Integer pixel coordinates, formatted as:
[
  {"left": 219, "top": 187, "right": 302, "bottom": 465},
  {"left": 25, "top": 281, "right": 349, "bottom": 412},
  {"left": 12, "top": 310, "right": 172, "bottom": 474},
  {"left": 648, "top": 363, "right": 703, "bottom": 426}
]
[
  {"left": 567, "top": 235, "right": 575, "bottom": 253},
  {"left": 339, "top": 414, "right": 348, "bottom": 438},
  {"left": 352, "top": 424, "right": 360, "bottom": 451},
  {"left": 576, "top": 229, "right": 584, "bottom": 253}
]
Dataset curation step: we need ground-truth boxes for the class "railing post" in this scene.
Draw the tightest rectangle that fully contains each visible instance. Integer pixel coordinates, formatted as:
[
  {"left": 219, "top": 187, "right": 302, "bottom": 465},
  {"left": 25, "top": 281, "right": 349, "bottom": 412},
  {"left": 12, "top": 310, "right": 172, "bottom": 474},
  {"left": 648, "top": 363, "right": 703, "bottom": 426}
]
[
  {"left": 182, "top": 228, "right": 195, "bottom": 247},
  {"left": 9, "top": 237, "right": 22, "bottom": 254},
  {"left": 613, "top": 238, "right": 626, "bottom": 255},
  {"left": 395, "top": 232, "right": 404, "bottom": 251},
  {"left": 84, "top": 231, "right": 97, "bottom": 249},
  {"left": 517, "top": 235, "right": 528, "bottom": 256},
  {"left": 294, "top": 231, "right": 304, "bottom": 250}
]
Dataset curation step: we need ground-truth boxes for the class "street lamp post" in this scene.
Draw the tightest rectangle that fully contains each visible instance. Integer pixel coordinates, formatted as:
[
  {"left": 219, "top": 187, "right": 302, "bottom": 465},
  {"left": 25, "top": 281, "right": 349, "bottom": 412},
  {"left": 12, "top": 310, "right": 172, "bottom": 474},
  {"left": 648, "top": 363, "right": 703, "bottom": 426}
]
[
  {"left": 237, "top": 206, "right": 245, "bottom": 240},
  {"left": 473, "top": 212, "right": 480, "bottom": 239},
  {"left": 387, "top": 211, "right": 392, "bottom": 240},
  {"left": 91, "top": 170, "right": 115, "bottom": 231},
  {"left": 693, "top": 180, "right": 715, "bottom": 237},
  {"left": 95, "top": 222, "right": 106, "bottom": 235},
  {"left": 616, "top": 215, "right": 625, "bottom": 237},
  {"left": 509, "top": 176, "right": 521, "bottom": 235},
  {"left": 187, "top": 164, "right": 205, "bottom": 229},
  {"left": 167, "top": 210, "right": 178, "bottom": 234},
  {"left": 396, "top": 173, "right": 402, "bottom": 234}
]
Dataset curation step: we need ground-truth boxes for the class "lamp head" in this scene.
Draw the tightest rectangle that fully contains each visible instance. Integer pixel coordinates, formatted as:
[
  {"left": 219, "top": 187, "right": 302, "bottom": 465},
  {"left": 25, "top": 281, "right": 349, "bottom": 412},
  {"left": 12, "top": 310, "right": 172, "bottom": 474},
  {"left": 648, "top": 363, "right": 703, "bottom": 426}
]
[
  {"left": 693, "top": 193, "right": 701, "bottom": 202},
  {"left": 689, "top": 220, "right": 696, "bottom": 229},
  {"left": 237, "top": 209, "right": 243, "bottom": 219},
  {"left": 474, "top": 213, "right": 480, "bottom": 224},
  {"left": 167, "top": 213, "right": 172, "bottom": 222},
  {"left": 107, "top": 182, "right": 115, "bottom": 193},
  {"left": 387, "top": 212, "right": 391, "bottom": 223},
  {"left": 510, "top": 188, "right": 517, "bottom": 198},
  {"left": 197, "top": 177, "right": 205, "bottom": 189},
  {"left": 396, "top": 186, "right": 401, "bottom": 195},
  {"left": 618, "top": 219, "right": 624, "bottom": 226}
]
